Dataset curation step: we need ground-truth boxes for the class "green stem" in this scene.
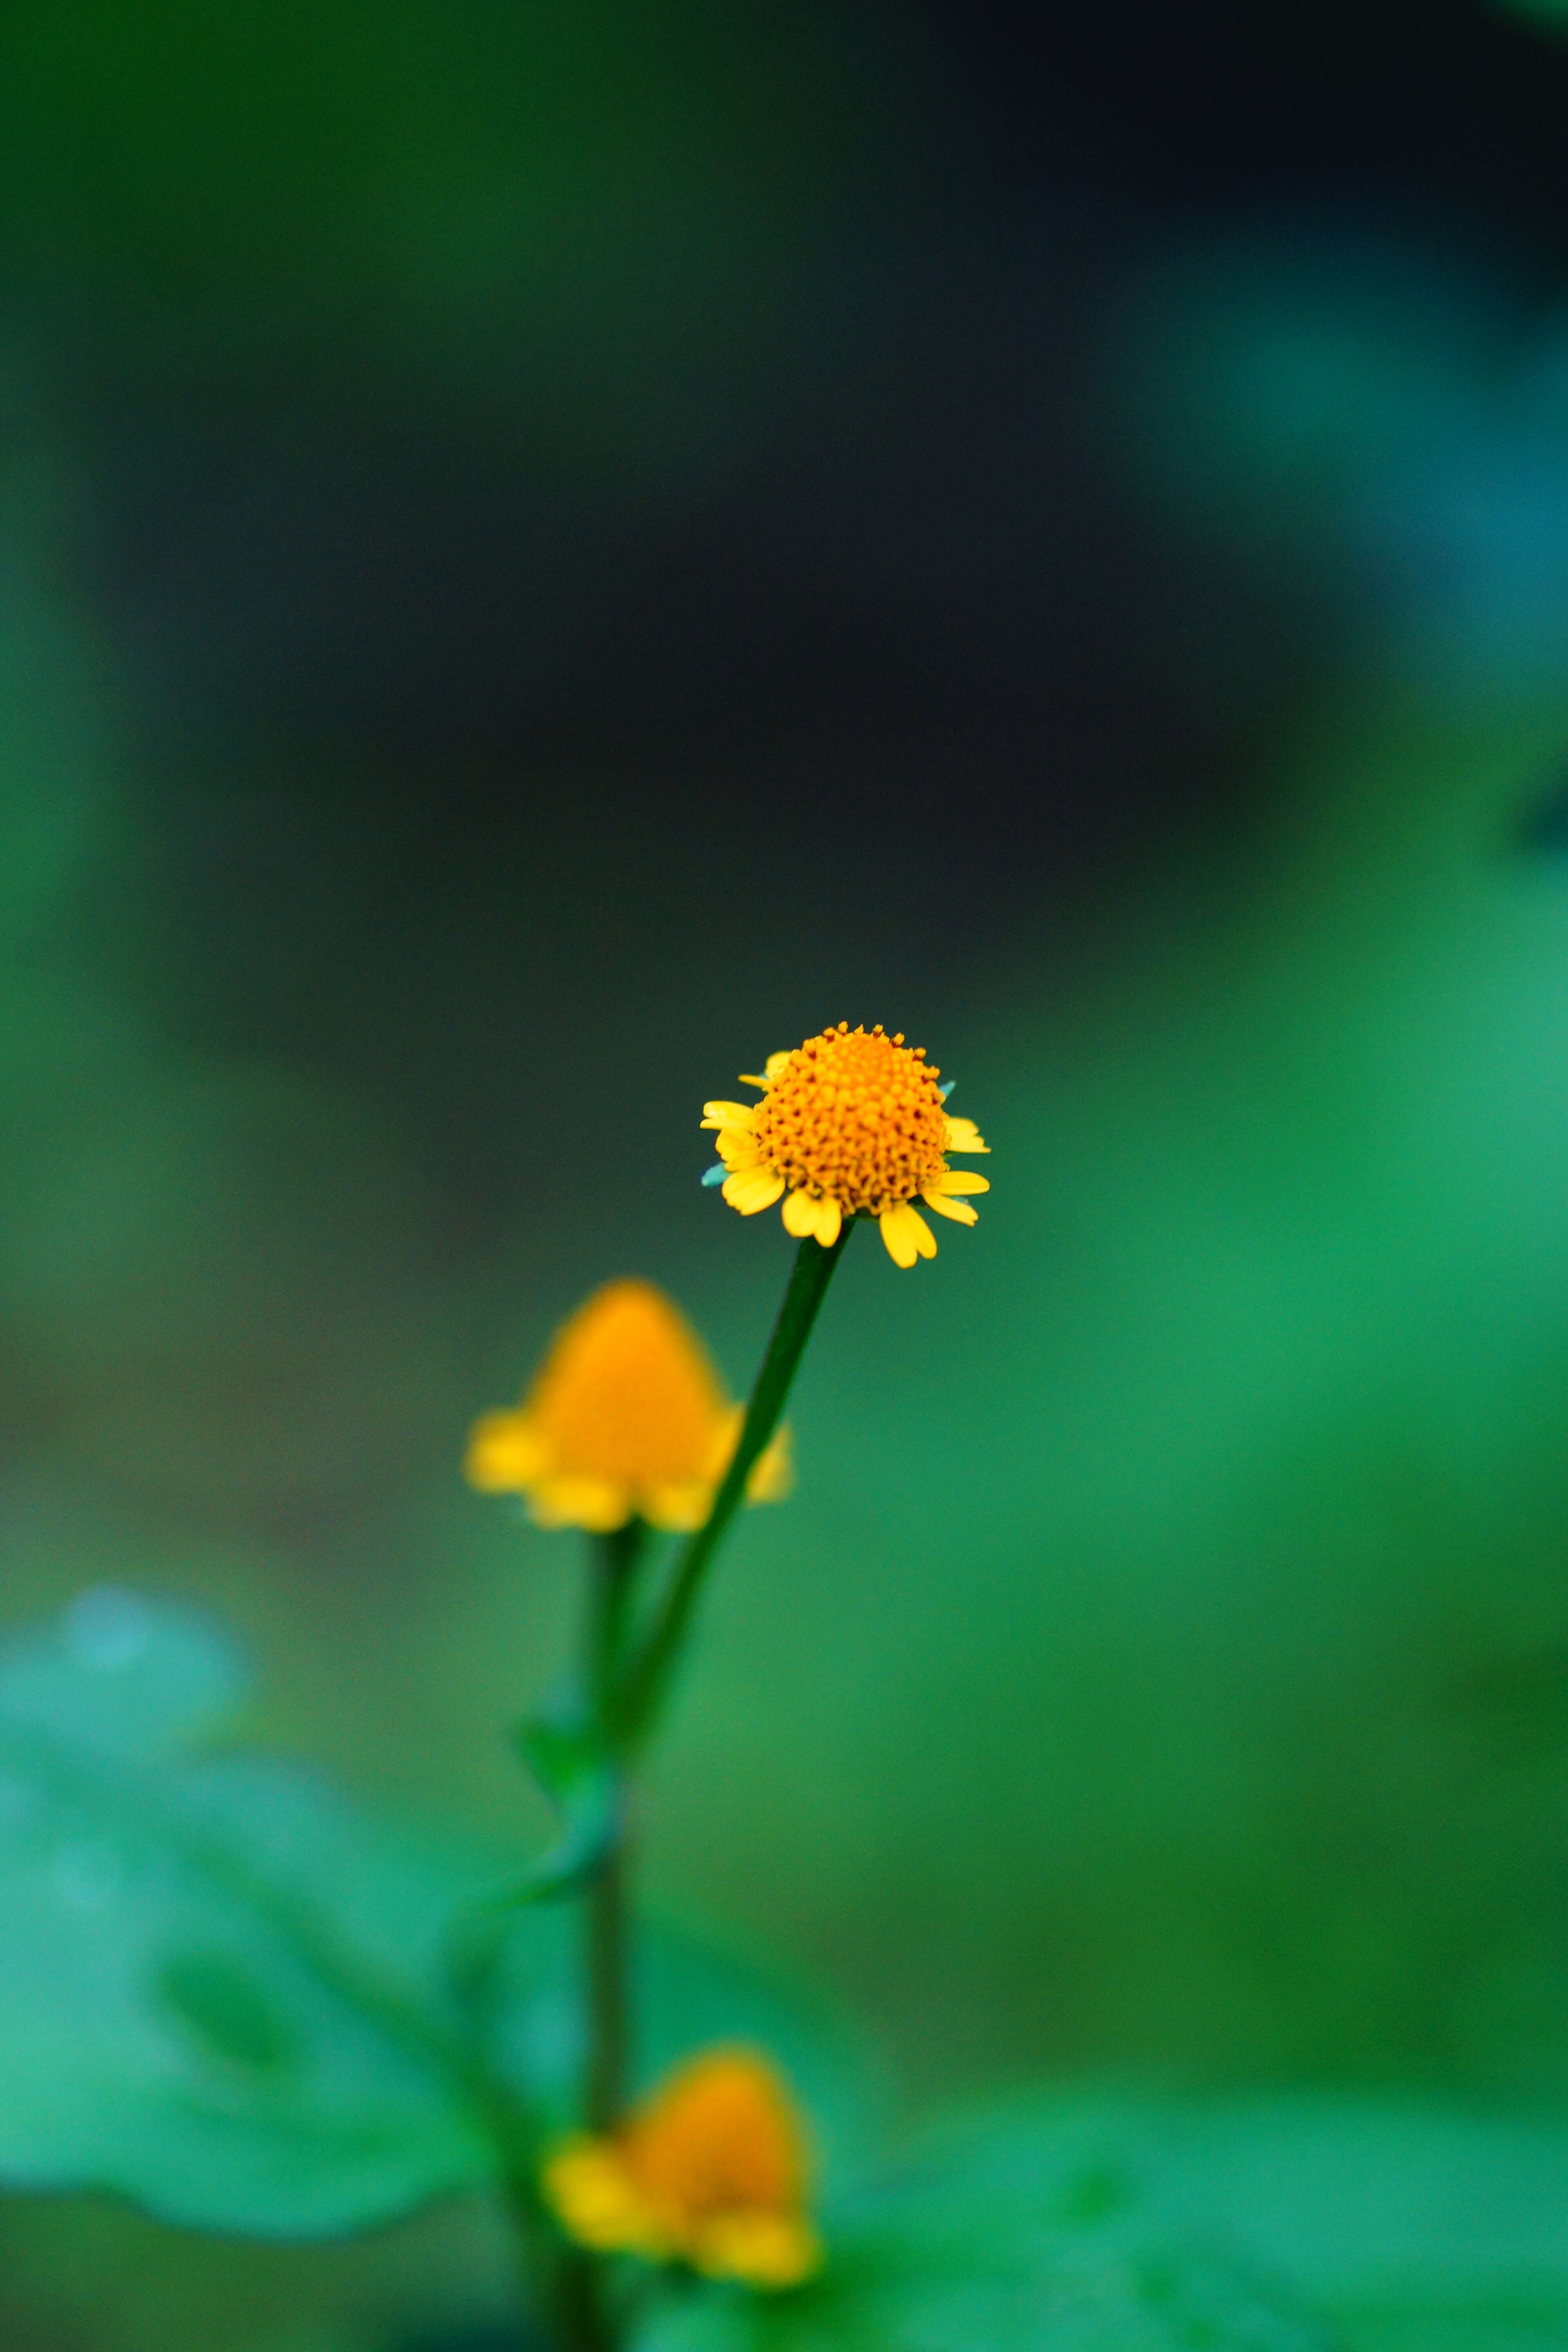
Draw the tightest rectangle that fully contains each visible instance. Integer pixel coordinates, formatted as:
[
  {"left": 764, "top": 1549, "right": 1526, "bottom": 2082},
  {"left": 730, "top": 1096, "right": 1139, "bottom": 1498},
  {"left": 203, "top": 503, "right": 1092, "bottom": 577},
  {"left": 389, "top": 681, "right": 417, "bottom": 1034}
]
[
  {"left": 590, "top": 1521, "right": 642, "bottom": 1722},
  {"left": 616, "top": 1227, "right": 853, "bottom": 1749},
  {"left": 549, "top": 1524, "right": 647, "bottom": 2352},
  {"left": 552, "top": 2244, "right": 618, "bottom": 2352},
  {"left": 501, "top": 2167, "right": 615, "bottom": 2352},
  {"left": 585, "top": 1829, "right": 629, "bottom": 2133},
  {"left": 584, "top": 1525, "right": 640, "bottom": 2134}
]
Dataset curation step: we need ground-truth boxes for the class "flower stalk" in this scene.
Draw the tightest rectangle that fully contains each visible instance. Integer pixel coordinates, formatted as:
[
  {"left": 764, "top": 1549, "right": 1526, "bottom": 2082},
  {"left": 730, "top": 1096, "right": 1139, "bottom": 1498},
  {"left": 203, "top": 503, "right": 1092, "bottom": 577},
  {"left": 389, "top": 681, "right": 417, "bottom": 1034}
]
[
  {"left": 542, "top": 1237, "right": 849, "bottom": 2351},
  {"left": 614, "top": 1228, "right": 852, "bottom": 1752},
  {"left": 584, "top": 1521, "right": 641, "bottom": 2134},
  {"left": 553, "top": 1523, "right": 644, "bottom": 2352},
  {"left": 468, "top": 1023, "right": 989, "bottom": 2345}
]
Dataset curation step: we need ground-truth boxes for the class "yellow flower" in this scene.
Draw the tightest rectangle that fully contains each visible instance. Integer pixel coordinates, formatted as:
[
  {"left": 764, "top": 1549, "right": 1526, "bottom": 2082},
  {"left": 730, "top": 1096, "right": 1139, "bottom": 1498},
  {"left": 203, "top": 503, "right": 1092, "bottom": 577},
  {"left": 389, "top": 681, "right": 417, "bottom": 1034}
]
[
  {"left": 465, "top": 1279, "right": 791, "bottom": 1532},
  {"left": 702, "top": 1022, "right": 991, "bottom": 1269},
  {"left": 543, "top": 2046, "right": 823, "bottom": 2290}
]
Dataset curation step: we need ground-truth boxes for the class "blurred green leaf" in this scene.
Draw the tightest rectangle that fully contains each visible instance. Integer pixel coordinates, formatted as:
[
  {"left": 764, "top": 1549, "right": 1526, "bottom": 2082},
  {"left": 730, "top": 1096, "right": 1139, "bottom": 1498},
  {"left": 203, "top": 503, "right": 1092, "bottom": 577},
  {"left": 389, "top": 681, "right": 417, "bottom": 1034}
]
[
  {"left": 0, "top": 1587, "right": 496, "bottom": 2235},
  {"left": 507, "top": 1703, "right": 619, "bottom": 1902},
  {"left": 641, "top": 2096, "right": 1568, "bottom": 2352},
  {"left": 1142, "top": 2096, "right": 1568, "bottom": 2348},
  {"left": 638, "top": 2102, "right": 1334, "bottom": 2352},
  {"left": 157, "top": 1950, "right": 301, "bottom": 2073},
  {"left": 846, "top": 2097, "right": 1568, "bottom": 2352},
  {"left": 0, "top": 1588, "right": 881, "bottom": 2254},
  {"left": 0, "top": 1585, "right": 245, "bottom": 1760},
  {"left": 1338, "top": 2314, "right": 1568, "bottom": 2352}
]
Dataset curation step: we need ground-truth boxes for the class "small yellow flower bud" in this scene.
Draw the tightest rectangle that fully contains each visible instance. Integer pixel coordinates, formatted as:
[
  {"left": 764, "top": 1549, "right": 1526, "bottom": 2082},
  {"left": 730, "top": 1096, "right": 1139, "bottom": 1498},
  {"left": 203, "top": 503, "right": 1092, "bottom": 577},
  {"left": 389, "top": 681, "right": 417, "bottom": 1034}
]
[
  {"left": 465, "top": 1280, "right": 791, "bottom": 1533},
  {"left": 543, "top": 2047, "right": 822, "bottom": 2290}
]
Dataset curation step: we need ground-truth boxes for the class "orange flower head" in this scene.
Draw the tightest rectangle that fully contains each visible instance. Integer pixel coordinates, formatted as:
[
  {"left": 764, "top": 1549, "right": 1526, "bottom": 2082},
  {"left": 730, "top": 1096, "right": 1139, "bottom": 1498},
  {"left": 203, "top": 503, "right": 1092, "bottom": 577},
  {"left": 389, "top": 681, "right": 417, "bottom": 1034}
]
[
  {"left": 702, "top": 1023, "right": 990, "bottom": 1267},
  {"left": 465, "top": 1279, "right": 790, "bottom": 1532},
  {"left": 543, "top": 2046, "right": 822, "bottom": 2290}
]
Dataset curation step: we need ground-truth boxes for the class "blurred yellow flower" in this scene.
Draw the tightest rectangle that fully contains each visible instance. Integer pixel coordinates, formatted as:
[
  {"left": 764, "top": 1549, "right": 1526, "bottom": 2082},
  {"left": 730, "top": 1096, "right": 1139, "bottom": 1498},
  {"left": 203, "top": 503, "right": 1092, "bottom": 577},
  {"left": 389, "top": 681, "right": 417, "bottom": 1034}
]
[
  {"left": 702, "top": 1022, "right": 990, "bottom": 1268},
  {"left": 465, "top": 1279, "right": 790, "bottom": 1532},
  {"left": 543, "top": 2046, "right": 822, "bottom": 2290}
]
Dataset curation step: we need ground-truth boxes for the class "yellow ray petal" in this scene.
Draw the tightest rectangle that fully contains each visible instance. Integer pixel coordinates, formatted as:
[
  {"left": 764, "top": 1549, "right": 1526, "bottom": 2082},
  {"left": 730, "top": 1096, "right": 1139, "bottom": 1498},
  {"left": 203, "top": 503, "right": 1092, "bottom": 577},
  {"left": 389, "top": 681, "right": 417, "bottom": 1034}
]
[
  {"left": 781, "top": 1187, "right": 845, "bottom": 1246},
  {"left": 528, "top": 1474, "right": 632, "bottom": 1531},
  {"left": 463, "top": 1410, "right": 550, "bottom": 1492},
  {"left": 549, "top": 2047, "right": 819, "bottom": 2288},
  {"left": 704, "top": 1401, "right": 744, "bottom": 1481},
  {"left": 931, "top": 1167, "right": 989, "bottom": 1195},
  {"left": 641, "top": 1478, "right": 717, "bottom": 1532},
  {"left": 702, "top": 1101, "right": 757, "bottom": 1131},
  {"left": 691, "top": 2211, "right": 823, "bottom": 2287},
  {"left": 762, "top": 1051, "right": 793, "bottom": 1083},
  {"left": 722, "top": 1165, "right": 787, "bottom": 1215},
  {"left": 944, "top": 1116, "right": 989, "bottom": 1153},
  {"left": 746, "top": 1425, "right": 793, "bottom": 1503},
  {"left": 921, "top": 1187, "right": 978, "bottom": 1224},
  {"left": 780, "top": 1187, "right": 820, "bottom": 1238},
  {"left": 543, "top": 2140, "right": 670, "bottom": 2259},
  {"left": 878, "top": 1201, "right": 936, "bottom": 1267},
  {"left": 705, "top": 1405, "right": 793, "bottom": 1505},
  {"left": 715, "top": 1128, "right": 766, "bottom": 1169}
]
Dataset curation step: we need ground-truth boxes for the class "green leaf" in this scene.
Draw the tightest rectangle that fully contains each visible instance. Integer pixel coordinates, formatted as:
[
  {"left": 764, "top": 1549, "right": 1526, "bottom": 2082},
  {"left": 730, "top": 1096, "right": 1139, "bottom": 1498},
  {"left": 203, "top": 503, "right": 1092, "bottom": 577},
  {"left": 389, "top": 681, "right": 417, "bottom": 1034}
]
[
  {"left": 638, "top": 2103, "right": 1334, "bottom": 2352},
  {"left": 0, "top": 1589, "right": 497, "bottom": 2237},
  {"left": 638, "top": 2097, "right": 1568, "bottom": 2352},
  {"left": 1334, "top": 2315, "right": 1568, "bottom": 2352},
  {"left": 1140, "top": 2096, "right": 1568, "bottom": 2350},
  {"left": 158, "top": 1950, "right": 301, "bottom": 2072},
  {"left": 0, "top": 1588, "right": 881, "bottom": 2253},
  {"left": 0, "top": 1583, "right": 245, "bottom": 1760},
  {"left": 508, "top": 1702, "right": 619, "bottom": 1902}
]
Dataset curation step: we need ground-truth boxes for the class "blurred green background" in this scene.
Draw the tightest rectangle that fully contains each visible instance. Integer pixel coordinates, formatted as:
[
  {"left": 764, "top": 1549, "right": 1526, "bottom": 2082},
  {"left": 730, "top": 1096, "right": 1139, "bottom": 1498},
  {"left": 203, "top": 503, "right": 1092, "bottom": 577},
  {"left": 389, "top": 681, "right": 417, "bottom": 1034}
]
[{"left": 7, "top": 0, "right": 1568, "bottom": 2343}]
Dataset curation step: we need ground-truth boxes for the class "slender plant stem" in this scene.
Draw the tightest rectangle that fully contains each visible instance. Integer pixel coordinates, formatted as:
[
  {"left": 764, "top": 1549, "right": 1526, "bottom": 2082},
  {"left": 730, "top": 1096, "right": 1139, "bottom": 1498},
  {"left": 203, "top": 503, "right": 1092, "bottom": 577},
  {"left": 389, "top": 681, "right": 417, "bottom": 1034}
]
[
  {"left": 530, "top": 1229, "right": 852, "bottom": 2345},
  {"left": 552, "top": 1523, "right": 647, "bottom": 2352},
  {"left": 584, "top": 1523, "right": 641, "bottom": 2134},
  {"left": 585, "top": 1831, "right": 629, "bottom": 2133},
  {"left": 590, "top": 1520, "right": 643, "bottom": 1718},
  {"left": 615, "top": 1227, "right": 853, "bottom": 1750},
  {"left": 552, "top": 2243, "right": 618, "bottom": 2352}
]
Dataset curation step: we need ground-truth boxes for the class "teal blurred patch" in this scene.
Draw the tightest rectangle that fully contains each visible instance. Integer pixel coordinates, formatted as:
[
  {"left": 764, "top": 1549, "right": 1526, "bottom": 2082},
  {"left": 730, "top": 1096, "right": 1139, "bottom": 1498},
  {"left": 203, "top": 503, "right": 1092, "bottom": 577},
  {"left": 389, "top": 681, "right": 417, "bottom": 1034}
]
[{"left": 1108, "top": 229, "right": 1568, "bottom": 694}]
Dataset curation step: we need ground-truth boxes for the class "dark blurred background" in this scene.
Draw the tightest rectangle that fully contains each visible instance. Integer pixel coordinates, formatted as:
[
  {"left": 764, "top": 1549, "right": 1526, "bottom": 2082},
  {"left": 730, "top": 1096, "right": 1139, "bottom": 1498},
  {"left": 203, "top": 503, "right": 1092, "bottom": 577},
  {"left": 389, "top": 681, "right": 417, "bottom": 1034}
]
[{"left": 9, "top": 1, "right": 1568, "bottom": 2343}]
